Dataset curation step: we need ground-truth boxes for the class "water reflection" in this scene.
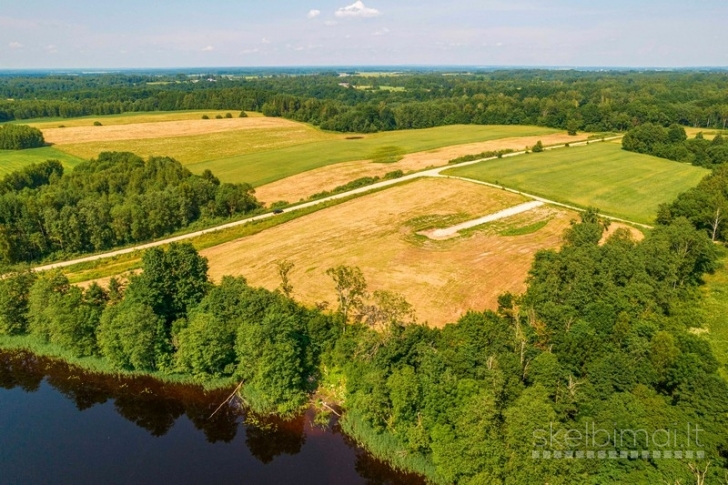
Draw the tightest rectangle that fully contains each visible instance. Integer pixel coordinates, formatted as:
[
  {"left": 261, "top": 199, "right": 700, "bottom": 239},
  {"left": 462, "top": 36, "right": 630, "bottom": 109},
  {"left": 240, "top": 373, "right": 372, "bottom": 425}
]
[
  {"left": 0, "top": 351, "right": 425, "bottom": 485},
  {"left": 0, "top": 351, "right": 240, "bottom": 443}
]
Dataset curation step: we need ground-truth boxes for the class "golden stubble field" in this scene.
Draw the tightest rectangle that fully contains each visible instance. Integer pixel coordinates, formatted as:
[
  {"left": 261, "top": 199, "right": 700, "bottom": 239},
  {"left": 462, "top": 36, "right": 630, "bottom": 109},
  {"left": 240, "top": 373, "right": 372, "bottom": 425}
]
[
  {"left": 43, "top": 116, "right": 330, "bottom": 163},
  {"left": 254, "top": 132, "right": 591, "bottom": 204},
  {"left": 201, "top": 177, "right": 581, "bottom": 327}
]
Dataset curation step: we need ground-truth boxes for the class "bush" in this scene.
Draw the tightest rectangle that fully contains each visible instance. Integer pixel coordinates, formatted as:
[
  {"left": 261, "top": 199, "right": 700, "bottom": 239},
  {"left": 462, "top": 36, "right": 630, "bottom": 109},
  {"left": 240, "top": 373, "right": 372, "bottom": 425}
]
[
  {"left": 215, "top": 115, "right": 223, "bottom": 119},
  {"left": 93, "top": 121, "right": 103, "bottom": 126},
  {"left": 239, "top": 111, "right": 248, "bottom": 118},
  {"left": 0, "top": 124, "right": 45, "bottom": 150},
  {"left": 201, "top": 115, "right": 209, "bottom": 120},
  {"left": 225, "top": 113, "right": 233, "bottom": 118},
  {"left": 532, "top": 140, "right": 544, "bottom": 153}
]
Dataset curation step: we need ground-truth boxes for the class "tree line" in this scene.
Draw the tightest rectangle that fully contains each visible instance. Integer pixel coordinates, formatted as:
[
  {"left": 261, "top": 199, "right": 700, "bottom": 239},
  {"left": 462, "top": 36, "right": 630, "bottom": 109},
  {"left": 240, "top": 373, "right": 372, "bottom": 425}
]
[
  {"left": 2, "top": 71, "right": 728, "bottom": 134},
  {"left": 0, "top": 153, "right": 260, "bottom": 264},
  {"left": 623, "top": 123, "right": 728, "bottom": 168}
]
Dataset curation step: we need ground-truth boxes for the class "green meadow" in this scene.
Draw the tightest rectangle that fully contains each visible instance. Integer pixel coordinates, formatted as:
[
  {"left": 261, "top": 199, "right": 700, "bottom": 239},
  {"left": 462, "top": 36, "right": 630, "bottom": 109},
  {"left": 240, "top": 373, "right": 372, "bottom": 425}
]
[
  {"left": 0, "top": 147, "right": 85, "bottom": 176},
  {"left": 445, "top": 142, "right": 709, "bottom": 224},
  {"left": 185, "top": 124, "right": 558, "bottom": 187}
]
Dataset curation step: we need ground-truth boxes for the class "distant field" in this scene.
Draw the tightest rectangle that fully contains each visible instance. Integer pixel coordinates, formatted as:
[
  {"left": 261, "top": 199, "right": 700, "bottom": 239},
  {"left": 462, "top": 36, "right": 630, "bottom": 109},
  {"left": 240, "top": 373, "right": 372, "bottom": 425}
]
[
  {"left": 444, "top": 142, "right": 709, "bottom": 224},
  {"left": 0, "top": 147, "right": 85, "bottom": 176},
  {"left": 199, "top": 177, "right": 576, "bottom": 327},
  {"left": 255, "top": 132, "right": 590, "bottom": 204},
  {"left": 186, "top": 124, "right": 559, "bottom": 186},
  {"left": 44, "top": 112, "right": 558, "bottom": 186},
  {"left": 46, "top": 118, "right": 325, "bottom": 166},
  {"left": 23, "top": 110, "right": 262, "bottom": 130}
]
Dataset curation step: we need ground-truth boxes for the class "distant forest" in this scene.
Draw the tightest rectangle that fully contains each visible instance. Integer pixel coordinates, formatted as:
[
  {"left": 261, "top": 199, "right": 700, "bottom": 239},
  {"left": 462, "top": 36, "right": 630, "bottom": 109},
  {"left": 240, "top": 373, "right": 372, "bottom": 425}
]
[{"left": 1, "top": 70, "right": 727, "bottom": 133}]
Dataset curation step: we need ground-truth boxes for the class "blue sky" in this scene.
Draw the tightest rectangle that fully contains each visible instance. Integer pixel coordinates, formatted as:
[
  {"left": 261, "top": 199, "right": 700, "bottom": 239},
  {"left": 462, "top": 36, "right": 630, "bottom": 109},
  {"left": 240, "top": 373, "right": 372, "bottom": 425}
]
[{"left": 0, "top": 0, "right": 726, "bottom": 68}]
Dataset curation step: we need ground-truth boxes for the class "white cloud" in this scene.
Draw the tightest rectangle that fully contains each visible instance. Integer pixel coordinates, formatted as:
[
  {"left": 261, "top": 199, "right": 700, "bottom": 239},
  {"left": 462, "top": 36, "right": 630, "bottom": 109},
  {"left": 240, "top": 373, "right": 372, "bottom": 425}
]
[
  {"left": 335, "top": 1, "right": 380, "bottom": 18},
  {"left": 261, "top": 38, "right": 271, "bottom": 44},
  {"left": 45, "top": 44, "right": 58, "bottom": 53},
  {"left": 373, "top": 27, "right": 390, "bottom": 36},
  {"left": 200, "top": 45, "right": 214, "bottom": 52},
  {"left": 307, "top": 9, "right": 321, "bottom": 19},
  {"left": 8, "top": 42, "right": 23, "bottom": 49},
  {"left": 324, "top": 20, "right": 338, "bottom": 26}
]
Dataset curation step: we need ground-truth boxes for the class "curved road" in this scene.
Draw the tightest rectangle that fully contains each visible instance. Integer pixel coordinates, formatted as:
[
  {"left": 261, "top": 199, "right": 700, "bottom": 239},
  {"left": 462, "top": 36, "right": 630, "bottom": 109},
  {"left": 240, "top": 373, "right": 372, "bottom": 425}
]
[{"left": 34, "top": 137, "right": 629, "bottom": 272}]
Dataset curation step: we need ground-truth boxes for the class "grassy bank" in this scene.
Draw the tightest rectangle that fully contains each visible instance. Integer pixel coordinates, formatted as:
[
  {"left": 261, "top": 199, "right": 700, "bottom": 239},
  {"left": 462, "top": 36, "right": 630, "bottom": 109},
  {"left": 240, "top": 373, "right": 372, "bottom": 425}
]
[
  {"left": 0, "top": 334, "right": 237, "bottom": 390},
  {"left": 339, "top": 410, "right": 444, "bottom": 484}
]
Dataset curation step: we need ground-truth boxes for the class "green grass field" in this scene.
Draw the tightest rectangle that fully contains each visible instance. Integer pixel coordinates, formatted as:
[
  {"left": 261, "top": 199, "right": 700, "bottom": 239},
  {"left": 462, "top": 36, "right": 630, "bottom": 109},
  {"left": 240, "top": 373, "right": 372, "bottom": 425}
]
[
  {"left": 444, "top": 142, "right": 709, "bottom": 224},
  {"left": 701, "top": 251, "right": 728, "bottom": 379},
  {"left": 0, "top": 147, "right": 85, "bottom": 176},
  {"left": 185, "top": 124, "right": 559, "bottom": 186}
]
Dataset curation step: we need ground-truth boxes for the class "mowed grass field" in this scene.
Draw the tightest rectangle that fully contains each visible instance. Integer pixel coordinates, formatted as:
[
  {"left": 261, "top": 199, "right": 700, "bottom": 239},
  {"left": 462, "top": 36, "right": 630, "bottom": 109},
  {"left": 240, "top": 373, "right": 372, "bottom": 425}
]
[
  {"left": 701, "top": 251, "right": 728, "bottom": 379},
  {"left": 186, "top": 124, "right": 560, "bottom": 187},
  {"left": 199, "top": 177, "right": 577, "bottom": 327},
  {"left": 0, "top": 147, "right": 85, "bottom": 176},
  {"left": 40, "top": 111, "right": 559, "bottom": 186},
  {"left": 444, "top": 142, "right": 709, "bottom": 224}
]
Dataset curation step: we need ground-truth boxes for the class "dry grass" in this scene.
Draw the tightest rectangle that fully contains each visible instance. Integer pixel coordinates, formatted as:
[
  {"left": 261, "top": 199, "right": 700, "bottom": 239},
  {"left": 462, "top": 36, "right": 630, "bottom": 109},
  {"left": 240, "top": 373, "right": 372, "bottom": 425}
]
[
  {"left": 200, "top": 177, "right": 576, "bottom": 327},
  {"left": 44, "top": 116, "right": 311, "bottom": 145},
  {"left": 254, "top": 132, "right": 590, "bottom": 204},
  {"left": 28, "top": 110, "right": 262, "bottom": 130},
  {"left": 52, "top": 119, "right": 330, "bottom": 164}
]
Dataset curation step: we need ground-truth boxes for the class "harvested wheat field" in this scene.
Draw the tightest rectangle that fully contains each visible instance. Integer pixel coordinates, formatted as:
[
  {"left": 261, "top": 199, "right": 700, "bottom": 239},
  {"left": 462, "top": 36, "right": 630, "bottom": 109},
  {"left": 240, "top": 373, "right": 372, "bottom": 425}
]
[
  {"left": 255, "top": 132, "right": 590, "bottom": 204},
  {"left": 51, "top": 120, "right": 331, "bottom": 165},
  {"left": 43, "top": 116, "right": 312, "bottom": 145},
  {"left": 201, "top": 177, "right": 580, "bottom": 327}
]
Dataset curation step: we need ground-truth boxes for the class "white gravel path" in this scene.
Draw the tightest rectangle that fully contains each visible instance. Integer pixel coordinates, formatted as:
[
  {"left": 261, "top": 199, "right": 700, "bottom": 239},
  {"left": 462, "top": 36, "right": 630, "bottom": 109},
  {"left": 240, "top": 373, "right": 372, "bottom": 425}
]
[{"left": 422, "top": 201, "right": 545, "bottom": 240}]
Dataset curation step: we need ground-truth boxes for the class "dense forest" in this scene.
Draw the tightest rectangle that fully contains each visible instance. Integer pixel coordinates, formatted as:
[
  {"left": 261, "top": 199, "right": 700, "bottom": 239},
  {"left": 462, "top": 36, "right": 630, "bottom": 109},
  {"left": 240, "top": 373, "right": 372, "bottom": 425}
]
[
  {"left": 0, "top": 153, "right": 260, "bottom": 264},
  {"left": 1, "top": 70, "right": 727, "bottom": 133},
  {"left": 0, "top": 207, "right": 725, "bottom": 483}
]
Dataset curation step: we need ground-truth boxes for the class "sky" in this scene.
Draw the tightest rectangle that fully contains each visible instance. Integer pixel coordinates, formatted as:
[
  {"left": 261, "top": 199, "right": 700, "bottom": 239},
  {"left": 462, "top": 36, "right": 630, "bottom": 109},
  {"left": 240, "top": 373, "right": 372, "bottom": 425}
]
[{"left": 0, "top": 0, "right": 726, "bottom": 69}]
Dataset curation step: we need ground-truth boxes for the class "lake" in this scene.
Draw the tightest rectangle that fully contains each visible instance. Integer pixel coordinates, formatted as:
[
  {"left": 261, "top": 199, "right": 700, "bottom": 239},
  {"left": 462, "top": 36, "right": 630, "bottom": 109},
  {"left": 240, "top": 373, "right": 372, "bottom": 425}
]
[{"left": 0, "top": 351, "right": 425, "bottom": 485}]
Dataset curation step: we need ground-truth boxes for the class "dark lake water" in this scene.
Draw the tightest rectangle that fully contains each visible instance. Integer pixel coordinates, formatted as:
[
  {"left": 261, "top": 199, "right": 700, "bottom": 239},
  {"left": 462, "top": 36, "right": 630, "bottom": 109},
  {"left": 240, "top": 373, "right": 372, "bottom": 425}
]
[{"left": 0, "top": 351, "right": 425, "bottom": 485}]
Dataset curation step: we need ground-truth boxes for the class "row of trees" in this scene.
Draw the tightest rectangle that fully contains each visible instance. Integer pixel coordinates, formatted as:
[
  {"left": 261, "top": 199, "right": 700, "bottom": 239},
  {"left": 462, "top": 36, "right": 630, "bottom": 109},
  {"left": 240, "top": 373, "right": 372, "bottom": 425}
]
[
  {"left": 0, "top": 124, "right": 45, "bottom": 149},
  {"left": 622, "top": 123, "right": 728, "bottom": 167},
  {"left": 0, "top": 153, "right": 260, "bottom": 264}
]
